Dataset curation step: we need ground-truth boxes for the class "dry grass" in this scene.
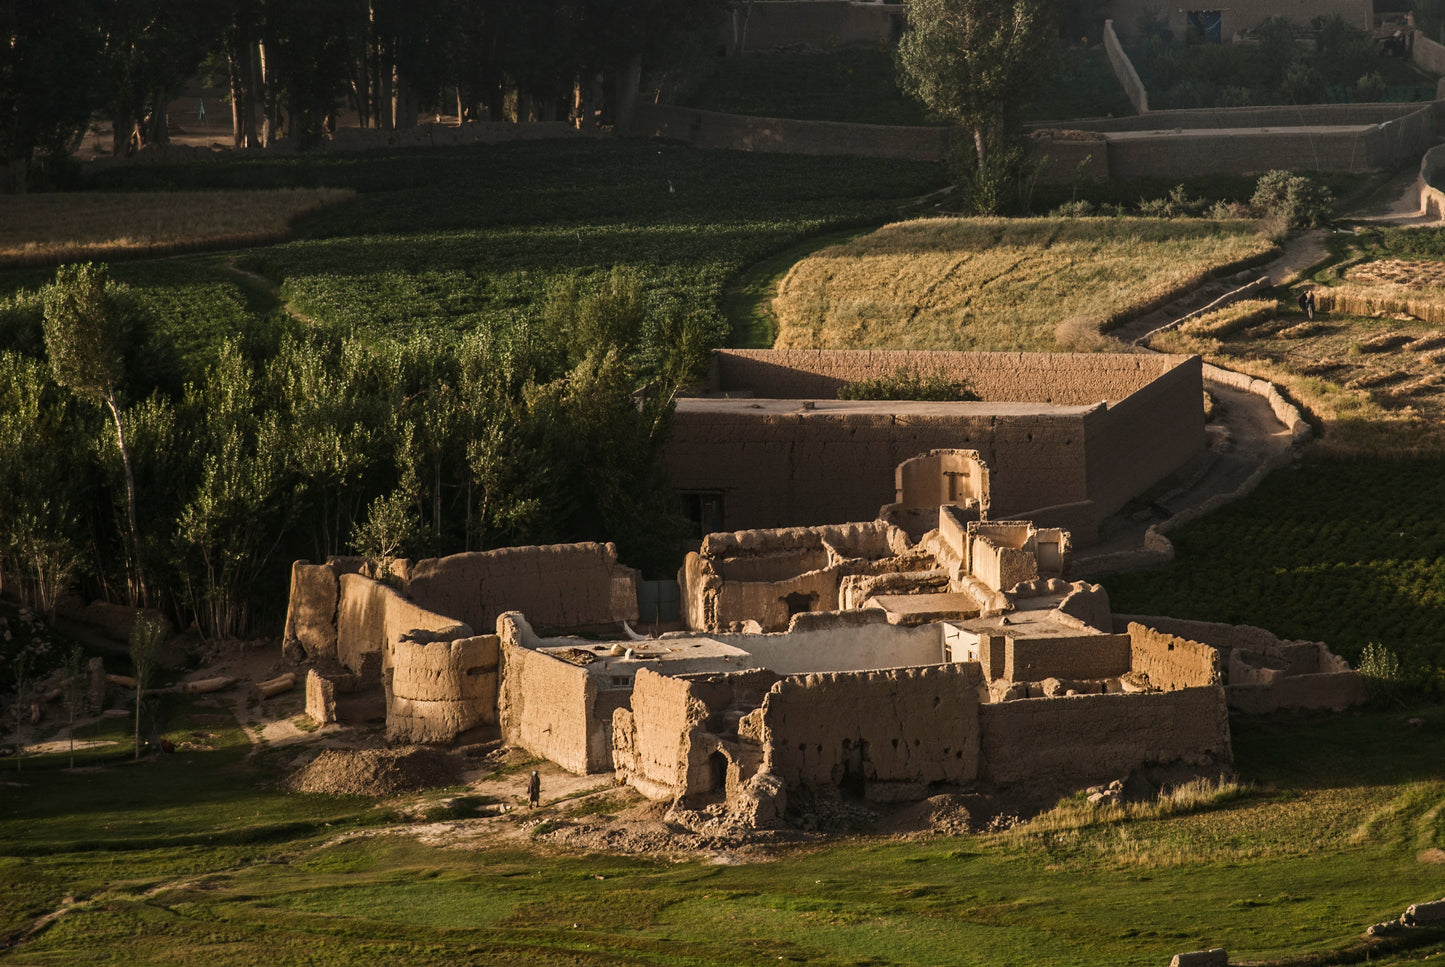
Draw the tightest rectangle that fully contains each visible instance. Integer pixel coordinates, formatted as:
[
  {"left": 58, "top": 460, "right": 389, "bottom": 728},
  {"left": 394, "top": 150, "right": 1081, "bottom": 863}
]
[
  {"left": 771, "top": 216, "right": 1277, "bottom": 352},
  {"left": 0, "top": 187, "right": 355, "bottom": 268},
  {"left": 1152, "top": 281, "right": 1445, "bottom": 456}
]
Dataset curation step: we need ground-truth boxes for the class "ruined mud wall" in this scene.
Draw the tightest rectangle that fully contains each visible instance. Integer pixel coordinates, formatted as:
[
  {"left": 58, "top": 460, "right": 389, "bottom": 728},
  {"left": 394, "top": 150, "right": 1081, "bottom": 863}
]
[
  {"left": 334, "top": 573, "right": 473, "bottom": 681},
  {"left": 1126, "top": 622, "right": 1220, "bottom": 690},
  {"left": 497, "top": 635, "right": 607, "bottom": 774},
  {"left": 283, "top": 561, "right": 341, "bottom": 661},
  {"left": 666, "top": 405, "right": 1096, "bottom": 532},
  {"left": 1002, "top": 633, "right": 1132, "bottom": 682},
  {"left": 710, "top": 565, "right": 842, "bottom": 632},
  {"left": 406, "top": 542, "right": 637, "bottom": 636},
  {"left": 759, "top": 664, "right": 984, "bottom": 800},
  {"left": 1083, "top": 353, "right": 1205, "bottom": 521},
  {"left": 612, "top": 669, "right": 698, "bottom": 800},
  {"left": 977, "top": 686, "right": 1231, "bottom": 788},
  {"left": 387, "top": 635, "right": 500, "bottom": 743},
  {"left": 708, "top": 350, "right": 1179, "bottom": 404},
  {"left": 1120, "top": 614, "right": 1364, "bottom": 713}
]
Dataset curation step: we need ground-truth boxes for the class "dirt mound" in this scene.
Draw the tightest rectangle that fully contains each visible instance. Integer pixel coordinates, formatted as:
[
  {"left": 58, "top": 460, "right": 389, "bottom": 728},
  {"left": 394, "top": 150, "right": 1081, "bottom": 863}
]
[{"left": 287, "top": 747, "right": 459, "bottom": 797}]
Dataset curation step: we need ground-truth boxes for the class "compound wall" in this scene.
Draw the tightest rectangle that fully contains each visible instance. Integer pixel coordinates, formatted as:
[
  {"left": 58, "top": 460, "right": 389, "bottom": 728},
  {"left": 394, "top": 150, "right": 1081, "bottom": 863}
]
[
  {"left": 977, "top": 685, "right": 1232, "bottom": 788},
  {"left": 1127, "top": 622, "right": 1221, "bottom": 690},
  {"left": 496, "top": 614, "right": 613, "bottom": 774},
  {"left": 406, "top": 542, "right": 638, "bottom": 636},
  {"left": 668, "top": 352, "right": 1204, "bottom": 538},
  {"left": 387, "top": 634, "right": 500, "bottom": 742},
  {"left": 630, "top": 103, "right": 949, "bottom": 160},
  {"left": 758, "top": 664, "right": 985, "bottom": 801},
  {"left": 334, "top": 573, "right": 473, "bottom": 681}
]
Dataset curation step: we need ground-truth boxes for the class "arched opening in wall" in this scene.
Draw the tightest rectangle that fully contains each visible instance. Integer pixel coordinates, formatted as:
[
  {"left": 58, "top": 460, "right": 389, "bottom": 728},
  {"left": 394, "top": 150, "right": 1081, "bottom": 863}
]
[
  {"left": 783, "top": 591, "right": 817, "bottom": 617},
  {"left": 838, "top": 737, "right": 868, "bottom": 800},
  {"left": 708, "top": 751, "right": 729, "bottom": 794}
]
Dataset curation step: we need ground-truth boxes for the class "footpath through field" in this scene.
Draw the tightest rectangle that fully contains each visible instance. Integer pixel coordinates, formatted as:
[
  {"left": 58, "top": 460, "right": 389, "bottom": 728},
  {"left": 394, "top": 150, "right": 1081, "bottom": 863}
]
[{"left": 1077, "top": 170, "right": 1442, "bottom": 574}]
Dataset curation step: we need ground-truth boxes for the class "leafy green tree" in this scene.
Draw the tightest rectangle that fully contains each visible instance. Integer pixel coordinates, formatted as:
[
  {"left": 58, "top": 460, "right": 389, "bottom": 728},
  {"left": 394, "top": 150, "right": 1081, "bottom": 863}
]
[
  {"left": 42, "top": 264, "right": 147, "bottom": 604},
  {"left": 0, "top": 351, "right": 88, "bottom": 617},
  {"left": 0, "top": 0, "right": 104, "bottom": 191},
  {"left": 896, "top": 0, "right": 1060, "bottom": 214}
]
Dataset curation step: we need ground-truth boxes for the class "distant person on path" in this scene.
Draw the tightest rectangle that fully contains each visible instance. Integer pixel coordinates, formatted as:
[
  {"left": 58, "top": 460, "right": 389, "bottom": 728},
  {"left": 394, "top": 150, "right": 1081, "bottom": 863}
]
[
  {"left": 1298, "top": 289, "right": 1315, "bottom": 320},
  {"left": 528, "top": 770, "right": 541, "bottom": 807}
]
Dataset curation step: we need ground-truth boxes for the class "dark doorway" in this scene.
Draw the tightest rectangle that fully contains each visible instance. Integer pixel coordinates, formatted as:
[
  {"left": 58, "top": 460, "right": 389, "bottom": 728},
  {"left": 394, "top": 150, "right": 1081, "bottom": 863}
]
[{"left": 708, "top": 751, "right": 729, "bottom": 793}]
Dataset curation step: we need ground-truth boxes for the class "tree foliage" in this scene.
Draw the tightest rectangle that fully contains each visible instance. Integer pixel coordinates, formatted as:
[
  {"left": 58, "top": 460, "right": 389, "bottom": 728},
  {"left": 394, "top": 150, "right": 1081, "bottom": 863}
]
[{"left": 897, "top": 0, "right": 1059, "bottom": 212}]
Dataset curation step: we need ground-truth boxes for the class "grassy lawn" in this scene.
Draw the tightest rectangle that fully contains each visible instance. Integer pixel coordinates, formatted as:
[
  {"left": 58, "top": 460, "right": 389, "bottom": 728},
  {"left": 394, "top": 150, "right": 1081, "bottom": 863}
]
[
  {"left": 4, "top": 702, "right": 1443, "bottom": 965},
  {"left": 771, "top": 216, "right": 1276, "bottom": 351}
]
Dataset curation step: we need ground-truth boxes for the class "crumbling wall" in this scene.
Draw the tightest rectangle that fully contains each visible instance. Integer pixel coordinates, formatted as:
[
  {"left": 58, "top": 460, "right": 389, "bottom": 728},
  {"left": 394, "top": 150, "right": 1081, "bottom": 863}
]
[
  {"left": 758, "top": 663, "right": 984, "bottom": 801},
  {"left": 885, "top": 449, "right": 990, "bottom": 541},
  {"left": 970, "top": 521, "right": 1039, "bottom": 591},
  {"left": 406, "top": 542, "right": 638, "bottom": 636},
  {"left": 1002, "top": 633, "right": 1132, "bottom": 683},
  {"left": 496, "top": 613, "right": 611, "bottom": 774},
  {"left": 283, "top": 561, "right": 340, "bottom": 661},
  {"left": 334, "top": 573, "right": 473, "bottom": 682},
  {"left": 1120, "top": 614, "right": 1365, "bottom": 713},
  {"left": 978, "top": 686, "right": 1232, "bottom": 788},
  {"left": 387, "top": 634, "right": 500, "bottom": 743},
  {"left": 1127, "top": 622, "right": 1221, "bottom": 690}
]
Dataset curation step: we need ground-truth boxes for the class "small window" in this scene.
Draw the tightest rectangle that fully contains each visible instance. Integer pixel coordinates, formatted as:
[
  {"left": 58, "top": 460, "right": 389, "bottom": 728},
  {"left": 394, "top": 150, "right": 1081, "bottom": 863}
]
[{"left": 680, "top": 491, "right": 725, "bottom": 538}]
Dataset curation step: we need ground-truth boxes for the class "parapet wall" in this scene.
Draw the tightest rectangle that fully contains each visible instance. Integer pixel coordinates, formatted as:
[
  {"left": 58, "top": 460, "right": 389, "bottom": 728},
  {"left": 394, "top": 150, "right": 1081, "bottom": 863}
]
[
  {"left": 708, "top": 350, "right": 1182, "bottom": 404},
  {"left": 978, "top": 686, "right": 1232, "bottom": 788},
  {"left": 759, "top": 664, "right": 985, "bottom": 800},
  {"left": 406, "top": 542, "right": 638, "bottom": 635},
  {"left": 630, "top": 103, "right": 948, "bottom": 161},
  {"left": 1102, "top": 20, "right": 1148, "bottom": 114}
]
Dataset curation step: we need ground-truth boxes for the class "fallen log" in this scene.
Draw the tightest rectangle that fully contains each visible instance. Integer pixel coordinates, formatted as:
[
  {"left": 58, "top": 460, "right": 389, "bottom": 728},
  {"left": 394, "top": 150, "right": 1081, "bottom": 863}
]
[
  {"left": 250, "top": 672, "right": 297, "bottom": 701},
  {"left": 106, "top": 674, "right": 138, "bottom": 689},
  {"left": 179, "top": 676, "right": 237, "bottom": 695}
]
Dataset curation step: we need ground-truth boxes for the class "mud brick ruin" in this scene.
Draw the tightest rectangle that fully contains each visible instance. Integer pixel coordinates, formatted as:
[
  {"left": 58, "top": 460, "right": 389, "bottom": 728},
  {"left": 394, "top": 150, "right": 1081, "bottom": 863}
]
[{"left": 283, "top": 350, "right": 1364, "bottom": 825}]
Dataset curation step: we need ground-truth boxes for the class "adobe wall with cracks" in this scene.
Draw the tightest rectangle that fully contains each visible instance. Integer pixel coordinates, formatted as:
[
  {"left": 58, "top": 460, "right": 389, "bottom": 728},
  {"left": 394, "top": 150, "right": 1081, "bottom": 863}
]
[
  {"left": 681, "top": 520, "right": 916, "bottom": 632},
  {"left": 1126, "top": 622, "right": 1222, "bottom": 691},
  {"left": 977, "top": 685, "right": 1233, "bottom": 789},
  {"left": 387, "top": 634, "right": 500, "bottom": 743},
  {"left": 334, "top": 573, "right": 473, "bottom": 683},
  {"left": 1119, "top": 615, "right": 1365, "bottom": 712},
  {"left": 406, "top": 541, "right": 639, "bottom": 636},
  {"left": 496, "top": 613, "right": 618, "bottom": 775},
  {"left": 757, "top": 664, "right": 986, "bottom": 803},
  {"left": 1002, "top": 633, "right": 1134, "bottom": 683}
]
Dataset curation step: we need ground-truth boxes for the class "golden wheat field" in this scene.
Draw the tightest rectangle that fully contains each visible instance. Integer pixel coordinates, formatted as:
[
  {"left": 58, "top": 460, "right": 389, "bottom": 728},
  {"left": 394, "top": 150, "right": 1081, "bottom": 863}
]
[
  {"left": 771, "top": 216, "right": 1278, "bottom": 352},
  {"left": 0, "top": 187, "right": 354, "bottom": 267}
]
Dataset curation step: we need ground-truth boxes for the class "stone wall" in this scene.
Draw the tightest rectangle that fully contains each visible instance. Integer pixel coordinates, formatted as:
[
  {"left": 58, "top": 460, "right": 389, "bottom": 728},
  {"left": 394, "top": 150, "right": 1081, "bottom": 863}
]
[
  {"left": 1126, "top": 622, "right": 1221, "bottom": 690},
  {"left": 496, "top": 613, "right": 612, "bottom": 774},
  {"left": 1002, "top": 633, "right": 1133, "bottom": 682},
  {"left": 977, "top": 686, "right": 1232, "bottom": 788},
  {"left": 758, "top": 664, "right": 985, "bottom": 801},
  {"left": 334, "top": 573, "right": 473, "bottom": 681},
  {"left": 406, "top": 542, "right": 638, "bottom": 635},
  {"left": 719, "top": 1, "right": 905, "bottom": 54},
  {"left": 1103, "top": 20, "right": 1148, "bottom": 114},
  {"left": 387, "top": 634, "right": 500, "bottom": 743}
]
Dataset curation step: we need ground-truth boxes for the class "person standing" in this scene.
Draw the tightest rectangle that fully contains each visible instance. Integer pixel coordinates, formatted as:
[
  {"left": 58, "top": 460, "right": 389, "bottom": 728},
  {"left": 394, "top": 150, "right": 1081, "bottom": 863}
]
[{"left": 528, "top": 770, "right": 541, "bottom": 807}]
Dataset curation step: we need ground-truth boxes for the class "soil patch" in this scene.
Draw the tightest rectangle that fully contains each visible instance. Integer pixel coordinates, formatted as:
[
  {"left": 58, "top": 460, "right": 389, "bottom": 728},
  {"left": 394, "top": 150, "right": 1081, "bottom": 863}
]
[{"left": 287, "top": 747, "right": 460, "bottom": 797}]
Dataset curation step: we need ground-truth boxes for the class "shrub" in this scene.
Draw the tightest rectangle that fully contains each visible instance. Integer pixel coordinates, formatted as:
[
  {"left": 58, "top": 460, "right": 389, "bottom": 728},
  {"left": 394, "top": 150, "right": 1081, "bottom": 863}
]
[
  {"left": 1251, "top": 170, "right": 1333, "bottom": 228},
  {"left": 838, "top": 366, "right": 979, "bottom": 402},
  {"left": 1357, "top": 641, "right": 1403, "bottom": 705},
  {"left": 1354, "top": 71, "right": 1386, "bottom": 102}
]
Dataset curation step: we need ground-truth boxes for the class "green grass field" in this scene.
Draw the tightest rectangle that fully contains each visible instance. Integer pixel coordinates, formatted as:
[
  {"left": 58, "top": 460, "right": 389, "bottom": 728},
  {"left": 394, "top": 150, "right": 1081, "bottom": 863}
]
[{"left": 3, "top": 701, "right": 1443, "bottom": 965}]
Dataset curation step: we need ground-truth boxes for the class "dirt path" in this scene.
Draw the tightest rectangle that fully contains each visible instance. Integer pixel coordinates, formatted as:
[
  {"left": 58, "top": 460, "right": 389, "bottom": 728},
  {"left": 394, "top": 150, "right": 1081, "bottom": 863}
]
[{"left": 221, "top": 257, "right": 317, "bottom": 327}]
